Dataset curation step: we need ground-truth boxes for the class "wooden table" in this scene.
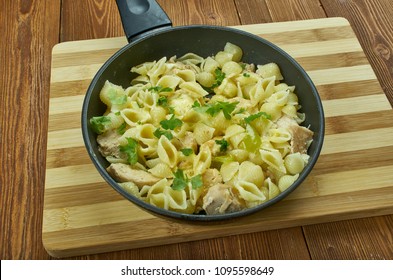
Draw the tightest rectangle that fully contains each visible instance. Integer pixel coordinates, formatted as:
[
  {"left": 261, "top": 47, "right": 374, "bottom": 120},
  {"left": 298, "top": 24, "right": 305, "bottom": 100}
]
[{"left": 1, "top": 0, "right": 392, "bottom": 260}]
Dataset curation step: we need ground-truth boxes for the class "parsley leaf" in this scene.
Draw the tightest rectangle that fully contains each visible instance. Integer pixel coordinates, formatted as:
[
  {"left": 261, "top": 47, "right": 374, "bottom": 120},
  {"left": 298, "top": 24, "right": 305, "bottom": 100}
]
[
  {"left": 117, "top": 122, "right": 127, "bottom": 135},
  {"left": 108, "top": 89, "right": 127, "bottom": 105},
  {"left": 149, "top": 86, "right": 173, "bottom": 93},
  {"left": 180, "top": 148, "right": 193, "bottom": 156},
  {"left": 190, "top": 174, "right": 203, "bottom": 189},
  {"left": 172, "top": 169, "right": 188, "bottom": 190},
  {"left": 243, "top": 73, "right": 250, "bottom": 77},
  {"left": 119, "top": 137, "right": 138, "bottom": 165},
  {"left": 206, "top": 101, "right": 239, "bottom": 120},
  {"left": 244, "top": 111, "right": 272, "bottom": 124},
  {"left": 90, "top": 116, "right": 111, "bottom": 134},
  {"left": 153, "top": 128, "right": 173, "bottom": 140},
  {"left": 160, "top": 114, "right": 183, "bottom": 130},
  {"left": 215, "top": 139, "right": 229, "bottom": 152},
  {"left": 211, "top": 68, "right": 226, "bottom": 88},
  {"left": 157, "top": 96, "right": 168, "bottom": 107}
]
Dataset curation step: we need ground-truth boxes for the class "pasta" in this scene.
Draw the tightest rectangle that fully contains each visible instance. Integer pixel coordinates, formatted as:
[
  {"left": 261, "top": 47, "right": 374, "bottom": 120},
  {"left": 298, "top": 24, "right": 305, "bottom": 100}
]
[{"left": 90, "top": 42, "right": 314, "bottom": 215}]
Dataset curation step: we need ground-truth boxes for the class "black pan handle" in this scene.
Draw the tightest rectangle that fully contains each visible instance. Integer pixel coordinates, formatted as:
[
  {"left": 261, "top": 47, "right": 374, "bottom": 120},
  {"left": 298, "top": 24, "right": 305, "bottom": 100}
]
[{"left": 115, "top": 0, "right": 172, "bottom": 42}]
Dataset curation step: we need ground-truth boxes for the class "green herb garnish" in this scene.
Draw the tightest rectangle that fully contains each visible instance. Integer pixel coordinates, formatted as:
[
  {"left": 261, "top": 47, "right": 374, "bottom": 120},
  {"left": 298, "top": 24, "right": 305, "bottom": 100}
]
[
  {"left": 108, "top": 89, "right": 127, "bottom": 105},
  {"left": 171, "top": 169, "right": 203, "bottom": 190},
  {"left": 180, "top": 148, "right": 193, "bottom": 156},
  {"left": 172, "top": 169, "right": 188, "bottom": 190},
  {"left": 206, "top": 101, "right": 239, "bottom": 120},
  {"left": 190, "top": 174, "right": 203, "bottom": 189},
  {"left": 153, "top": 128, "right": 173, "bottom": 140},
  {"left": 149, "top": 86, "right": 173, "bottom": 93},
  {"left": 160, "top": 114, "right": 183, "bottom": 130},
  {"left": 117, "top": 122, "right": 127, "bottom": 135},
  {"left": 243, "top": 73, "right": 250, "bottom": 77},
  {"left": 90, "top": 116, "right": 111, "bottom": 134},
  {"left": 211, "top": 68, "right": 226, "bottom": 88},
  {"left": 215, "top": 139, "right": 229, "bottom": 152},
  {"left": 119, "top": 137, "right": 138, "bottom": 165},
  {"left": 244, "top": 111, "right": 271, "bottom": 124}
]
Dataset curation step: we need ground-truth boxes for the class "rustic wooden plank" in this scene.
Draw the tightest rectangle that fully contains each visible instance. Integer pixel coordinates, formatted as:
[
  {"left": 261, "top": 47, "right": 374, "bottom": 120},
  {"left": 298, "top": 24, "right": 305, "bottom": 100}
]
[
  {"left": 265, "top": 0, "right": 326, "bottom": 21},
  {"left": 0, "top": 0, "right": 61, "bottom": 260},
  {"left": 234, "top": 0, "right": 273, "bottom": 24},
  {"left": 304, "top": 215, "right": 393, "bottom": 259},
  {"left": 157, "top": 0, "right": 241, "bottom": 26},
  {"left": 61, "top": 0, "right": 124, "bottom": 41},
  {"left": 321, "top": 0, "right": 393, "bottom": 105}
]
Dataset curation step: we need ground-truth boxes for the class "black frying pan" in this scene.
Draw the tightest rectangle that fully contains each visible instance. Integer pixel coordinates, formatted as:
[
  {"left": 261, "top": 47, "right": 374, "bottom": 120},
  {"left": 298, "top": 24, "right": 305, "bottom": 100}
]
[{"left": 81, "top": 0, "right": 324, "bottom": 221}]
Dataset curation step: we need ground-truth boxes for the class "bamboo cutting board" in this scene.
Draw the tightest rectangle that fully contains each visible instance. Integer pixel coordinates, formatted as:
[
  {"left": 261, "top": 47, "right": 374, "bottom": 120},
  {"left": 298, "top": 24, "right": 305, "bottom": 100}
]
[{"left": 43, "top": 18, "right": 393, "bottom": 258}]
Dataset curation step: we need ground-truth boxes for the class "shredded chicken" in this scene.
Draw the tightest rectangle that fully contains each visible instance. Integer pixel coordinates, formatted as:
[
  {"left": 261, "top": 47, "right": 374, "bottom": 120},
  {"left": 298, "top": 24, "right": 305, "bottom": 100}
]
[
  {"left": 202, "top": 168, "right": 223, "bottom": 187},
  {"left": 97, "top": 129, "right": 121, "bottom": 158},
  {"left": 179, "top": 131, "right": 198, "bottom": 153},
  {"left": 277, "top": 116, "right": 313, "bottom": 154},
  {"left": 107, "top": 163, "right": 161, "bottom": 187},
  {"left": 202, "top": 183, "right": 245, "bottom": 215}
]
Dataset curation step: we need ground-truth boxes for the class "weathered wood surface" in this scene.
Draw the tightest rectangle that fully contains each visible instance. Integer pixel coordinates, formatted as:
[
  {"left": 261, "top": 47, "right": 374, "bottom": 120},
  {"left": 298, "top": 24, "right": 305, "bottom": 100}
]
[{"left": 1, "top": 0, "right": 392, "bottom": 259}]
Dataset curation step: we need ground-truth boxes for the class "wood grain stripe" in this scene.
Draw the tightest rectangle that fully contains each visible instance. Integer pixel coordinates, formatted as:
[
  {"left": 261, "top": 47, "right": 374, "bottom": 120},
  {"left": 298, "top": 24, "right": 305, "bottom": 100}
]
[
  {"left": 234, "top": 17, "right": 351, "bottom": 34},
  {"left": 280, "top": 38, "right": 362, "bottom": 58},
  {"left": 47, "top": 128, "right": 83, "bottom": 150},
  {"left": 322, "top": 127, "right": 393, "bottom": 155},
  {"left": 322, "top": 94, "right": 391, "bottom": 117}
]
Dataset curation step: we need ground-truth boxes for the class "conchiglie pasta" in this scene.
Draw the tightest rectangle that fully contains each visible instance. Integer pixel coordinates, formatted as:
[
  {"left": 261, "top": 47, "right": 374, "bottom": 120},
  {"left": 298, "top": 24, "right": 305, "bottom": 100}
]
[{"left": 91, "top": 42, "right": 314, "bottom": 215}]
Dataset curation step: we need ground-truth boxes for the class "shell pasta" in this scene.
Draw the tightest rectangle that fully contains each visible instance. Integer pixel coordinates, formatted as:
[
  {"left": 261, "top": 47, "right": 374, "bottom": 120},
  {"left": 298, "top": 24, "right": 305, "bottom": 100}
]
[{"left": 91, "top": 42, "right": 314, "bottom": 215}]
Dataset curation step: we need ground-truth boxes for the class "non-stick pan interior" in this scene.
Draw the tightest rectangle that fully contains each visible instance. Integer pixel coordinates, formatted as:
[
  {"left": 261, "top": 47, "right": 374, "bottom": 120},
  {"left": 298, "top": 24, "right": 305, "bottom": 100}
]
[{"left": 82, "top": 25, "right": 324, "bottom": 221}]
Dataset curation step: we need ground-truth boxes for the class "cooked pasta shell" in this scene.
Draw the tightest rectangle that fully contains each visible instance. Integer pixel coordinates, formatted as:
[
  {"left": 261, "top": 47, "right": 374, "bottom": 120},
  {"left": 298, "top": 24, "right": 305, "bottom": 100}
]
[
  {"left": 149, "top": 163, "right": 173, "bottom": 178},
  {"left": 224, "top": 42, "right": 243, "bottom": 62},
  {"left": 193, "top": 122, "right": 215, "bottom": 145},
  {"left": 260, "top": 148, "right": 286, "bottom": 173},
  {"left": 238, "top": 161, "right": 264, "bottom": 187},
  {"left": 193, "top": 144, "right": 212, "bottom": 175},
  {"left": 157, "top": 136, "right": 178, "bottom": 168},
  {"left": 234, "top": 180, "right": 267, "bottom": 202},
  {"left": 220, "top": 161, "right": 239, "bottom": 183},
  {"left": 284, "top": 152, "right": 305, "bottom": 175},
  {"left": 278, "top": 174, "right": 299, "bottom": 192},
  {"left": 256, "top": 62, "right": 283, "bottom": 80}
]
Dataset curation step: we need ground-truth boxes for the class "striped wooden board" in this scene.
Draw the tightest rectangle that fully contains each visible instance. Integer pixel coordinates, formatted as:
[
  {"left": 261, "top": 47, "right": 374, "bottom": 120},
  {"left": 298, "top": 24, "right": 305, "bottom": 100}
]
[{"left": 43, "top": 17, "right": 393, "bottom": 258}]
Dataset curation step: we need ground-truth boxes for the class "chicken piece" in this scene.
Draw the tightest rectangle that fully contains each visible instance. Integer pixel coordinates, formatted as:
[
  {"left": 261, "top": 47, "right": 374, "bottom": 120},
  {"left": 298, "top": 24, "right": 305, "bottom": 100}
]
[
  {"left": 179, "top": 131, "right": 198, "bottom": 153},
  {"left": 107, "top": 163, "right": 161, "bottom": 187},
  {"left": 97, "top": 129, "right": 121, "bottom": 158},
  {"left": 277, "top": 116, "right": 313, "bottom": 154},
  {"left": 202, "top": 168, "right": 223, "bottom": 187},
  {"left": 202, "top": 183, "right": 245, "bottom": 215}
]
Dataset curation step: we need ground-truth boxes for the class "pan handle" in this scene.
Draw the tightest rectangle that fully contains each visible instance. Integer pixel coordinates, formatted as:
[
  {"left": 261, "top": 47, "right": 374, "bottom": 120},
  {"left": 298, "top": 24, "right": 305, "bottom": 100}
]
[{"left": 115, "top": 0, "right": 172, "bottom": 42}]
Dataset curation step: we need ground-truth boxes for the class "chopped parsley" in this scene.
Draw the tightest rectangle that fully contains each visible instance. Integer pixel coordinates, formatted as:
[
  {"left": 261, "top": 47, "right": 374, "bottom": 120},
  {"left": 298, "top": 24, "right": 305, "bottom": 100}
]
[
  {"left": 171, "top": 169, "right": 203, "bottom": 190},
  {"left": 157, "top": 96, "right": 168, "bottom": 107},
  {"left": 211, "top": 68, "right": 226, "bottom": 88},
  {"left": 148, "top": 86, "right": 173, "bottom": 93},
  {"left": 244, "top": 111, "right": 271, "bottom": 124},
  {"left": 180, "top": 148, "right": 194, "bottom": 156},
  {"left": 207, "top": 101, "right": 239, "bottom": 120},
  {"left": 160, "top": 114, "right": 183, "bottom": 130},
  {"left": 190, "top": 174, "right": 203, "bottom": 189},
  {"left": 117, "top": 122, "right": 127, "bottom": 135},
  {"left": 215, "top": 139, "right": 229, "bottom": 152},
  {"left": 171, "top": 169, "right": 188, "bottom": 190},
  {"left": 243, "top": 73, "right": 250, "bottom": 77},
  {"left": 90, "top": 116, "right": 111, "bottom": 134},
  {"left": 153, "top": 128, "right": 173, "bottom": 140},
  {"left": 119, "top": 137, "right": 138, "bottom": 165},
  {"left": 107, "top": 89, "right": 127, "bottom": 105},
  {"left": 193, "top": 101, "right": 239, "bottom": 120}
]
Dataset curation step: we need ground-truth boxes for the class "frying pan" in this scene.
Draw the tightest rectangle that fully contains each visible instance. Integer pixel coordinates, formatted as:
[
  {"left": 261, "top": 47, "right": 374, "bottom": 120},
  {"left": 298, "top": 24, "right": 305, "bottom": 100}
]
[{"left": 81, "top": 0, "right": 325, "bottom": 221}]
